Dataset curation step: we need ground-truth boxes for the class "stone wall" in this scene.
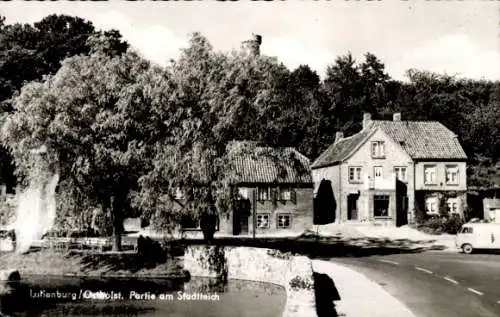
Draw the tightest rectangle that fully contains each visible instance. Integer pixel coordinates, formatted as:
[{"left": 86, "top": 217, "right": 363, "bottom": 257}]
[{"left": 183, "top": 245, "right": 317, "bottom": 317}]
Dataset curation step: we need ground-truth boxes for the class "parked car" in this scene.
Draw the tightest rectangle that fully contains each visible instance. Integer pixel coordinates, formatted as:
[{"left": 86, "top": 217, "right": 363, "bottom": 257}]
[{"left": 456, "top": 223, "right": 500, "bottom": 254}]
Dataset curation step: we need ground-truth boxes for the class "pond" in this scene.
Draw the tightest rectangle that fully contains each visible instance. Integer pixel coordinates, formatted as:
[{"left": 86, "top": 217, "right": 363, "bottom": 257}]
[{"left": 0, "top": 276, "right": 286, "bottom": 317}]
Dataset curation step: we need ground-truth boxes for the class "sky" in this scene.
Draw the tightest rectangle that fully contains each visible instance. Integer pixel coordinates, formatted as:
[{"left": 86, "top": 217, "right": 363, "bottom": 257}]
[{"left": 1, "top": 1, "right": 499, "bottom": 81}]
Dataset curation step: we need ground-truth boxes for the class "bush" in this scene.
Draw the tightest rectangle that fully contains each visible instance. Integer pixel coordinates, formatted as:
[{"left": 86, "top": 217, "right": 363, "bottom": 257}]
[
  {"left": 442, "top": 215, "right": 465, "bottom": 234},
  {"left": 418, "top": 216, "right": 444, "bottom": 234},
  {"left": 266, "top": 249, "right": 293, "bottom": 260},
  {"left": 289, "top": 275, "right": 314, "bottom": 291},
  {"left": 417, "top": 214, "right": 464, "bottom": 235}
]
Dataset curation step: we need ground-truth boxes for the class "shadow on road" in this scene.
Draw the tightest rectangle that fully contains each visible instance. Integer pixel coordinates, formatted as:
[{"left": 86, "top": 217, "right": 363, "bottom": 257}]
[
  {"left": 466, "top": 249, "right": 500, "bottom": 255},
  {"left": 313, "top": 272, "right": 340, "bottom": 317},
  {"left": 169, "top": 233, "right": 447, "bottom": 258}
]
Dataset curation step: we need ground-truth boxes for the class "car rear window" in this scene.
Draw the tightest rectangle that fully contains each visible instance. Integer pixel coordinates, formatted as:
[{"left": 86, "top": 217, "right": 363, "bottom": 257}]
[{"left": 461, "top": 227, "right": 473, "bottom": 234}]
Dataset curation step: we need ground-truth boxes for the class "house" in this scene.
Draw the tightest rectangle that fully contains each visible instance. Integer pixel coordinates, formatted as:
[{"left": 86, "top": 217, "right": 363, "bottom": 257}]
[
  {"left": 311, "top": 113, "right": 468, "bottom": 227},
  {"left": 179, "top": 141, "right": 314, "bottom": 235}
]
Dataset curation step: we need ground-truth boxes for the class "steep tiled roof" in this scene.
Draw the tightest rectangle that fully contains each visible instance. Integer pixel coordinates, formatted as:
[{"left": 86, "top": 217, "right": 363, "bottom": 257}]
[
  {"left": 311, "top": 127, "right": 376, "bottom": 169},
  {"left": 229, "top": 142, "right": 312, "bottom": 184},
  {"left": 311, "top": 119, "right": 468, "bottom": 169},
  {"left": 371, "top": 120, "right": 468, "bottom": 160}
]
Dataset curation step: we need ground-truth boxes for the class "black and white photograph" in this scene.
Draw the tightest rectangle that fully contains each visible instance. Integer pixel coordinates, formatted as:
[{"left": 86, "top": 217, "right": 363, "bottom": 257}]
[{"left": 0, "top": 1, "right": 499, "bottom": 316}]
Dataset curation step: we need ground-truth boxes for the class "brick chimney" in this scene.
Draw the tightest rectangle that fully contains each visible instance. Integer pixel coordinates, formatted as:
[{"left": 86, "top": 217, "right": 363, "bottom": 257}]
[
  {"left": 334, "top": 132, "right": 344, "bottom": 144},
  {"left": 393, "top": 112, "right": 402, "bottom": 121},
  {"left": 241, "top": 34, "right": 262, "bottom": 56},
  {"left": 362, "top": 113, "right": 372, "bottom": 130}
]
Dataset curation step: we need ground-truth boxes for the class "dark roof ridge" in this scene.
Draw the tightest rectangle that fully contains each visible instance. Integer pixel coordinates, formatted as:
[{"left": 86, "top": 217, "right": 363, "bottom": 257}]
[{"left": 371, "top": 119, "right": 458, "bottom": 136}]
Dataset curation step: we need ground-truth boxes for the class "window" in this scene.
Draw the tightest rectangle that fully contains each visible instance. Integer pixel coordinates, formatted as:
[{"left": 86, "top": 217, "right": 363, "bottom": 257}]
[
  {"left": 374, "top": 195, "right": 390, "bottom": 217},
  {"left": 447, "top": 198, "right": 460, "bottom": 214},
  {"left": 371, "top": 141, "right": 386, "bottom": 158},
  {"left": 446, "top": 165, "right": 459, "bottom": 185},
  {"left": 373, "top": 166, "right": 383, "bottom": 179},
  {"left": 425, "top": 197, "right": 439, "bottom": 214},
  {"left": 461, "top": 226, "right": 473, "bottom": 234},
  {"left": 277, "top": 214, "right": 292, "bottom": 229},
  {"left": 348, "top": 167, "right": 362, "bottom": 183},
  {"left": 424, "top": 165, "right": 437, "bottom": 185},
  {"left": 256, "top": 214, "right": 270, "bottom": 229},
  {"left": 279, "top": 187, "right": 291, "bottom": 200},
  {"left": 394, "top": 167, "right": 408, "bottom": 182},
  {"left": 257, "top": 187, "right": 271, "bottom": 201}
]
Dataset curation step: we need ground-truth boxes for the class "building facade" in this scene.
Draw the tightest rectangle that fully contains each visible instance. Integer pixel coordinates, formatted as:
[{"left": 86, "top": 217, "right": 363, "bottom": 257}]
[
  {"left": 311, "top": 113, "right": 468, "bottom": 227},
  {"left": 180, "top": 141, "right": 314, "bottom": 235}
]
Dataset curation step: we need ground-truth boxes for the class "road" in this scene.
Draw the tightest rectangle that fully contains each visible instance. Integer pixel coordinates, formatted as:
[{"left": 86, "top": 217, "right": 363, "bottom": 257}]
[{"left": 330, "top": 252, "right": 500, "bottom": 317}]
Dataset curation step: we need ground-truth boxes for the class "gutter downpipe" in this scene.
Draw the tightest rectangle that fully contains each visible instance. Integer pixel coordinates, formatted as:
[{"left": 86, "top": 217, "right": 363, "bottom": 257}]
[
  {"left": 338, "top": 163, "right": 342, "bottom": 224},
  {"left": 253, "top": 188, "right": 256, "bottom": 240},
  {"left": 413, "top": 161, "right": 417, "bottom": 224}
]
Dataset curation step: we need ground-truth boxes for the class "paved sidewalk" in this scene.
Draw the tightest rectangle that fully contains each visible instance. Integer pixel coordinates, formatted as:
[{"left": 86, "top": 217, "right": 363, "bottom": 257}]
[
  {"left": 312, "top": 259, "right": 417, "bottom": 317},
  {"left": 313, "top": 223, "right": 367, "bottom": 239},
  {"left": 309, "top": 223, "right": 457, "bottom": 252},
  {"left": 354, "top": 225, "right": 457, "bottom": 251}
]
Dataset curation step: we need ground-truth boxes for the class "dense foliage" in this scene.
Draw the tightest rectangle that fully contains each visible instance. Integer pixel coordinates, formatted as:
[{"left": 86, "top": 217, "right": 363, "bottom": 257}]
[{"left": 0, "top": 14, "right": 129, "bottom": 192}]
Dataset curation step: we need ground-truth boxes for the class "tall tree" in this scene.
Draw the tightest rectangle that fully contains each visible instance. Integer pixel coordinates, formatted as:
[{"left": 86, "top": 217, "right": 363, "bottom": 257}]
[
  {"left": 133, "top": 33, "right": 307, "bottom": 240},
  {"left": 133, "top": 33, "right": 242, "bottom": 239},
  {"left": 318, "top": 52, "right": 391, "bottom": 153},
  {"left": 0, "top": 14, "right": 129, "bottom": 109},
  {"left": 1, "top": 49, "right": 167, "bottom": 250},
  {"left": 279, "top": 65, "right": 323, "bottom": 159},
  {"left": 0, "top": 14, "right": 129, "bottom": 192}
]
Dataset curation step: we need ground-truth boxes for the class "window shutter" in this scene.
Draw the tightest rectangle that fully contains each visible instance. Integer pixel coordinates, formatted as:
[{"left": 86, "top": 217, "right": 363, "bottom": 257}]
[{"left": 291, "top": 188, "right": 297, "bottom": 204}]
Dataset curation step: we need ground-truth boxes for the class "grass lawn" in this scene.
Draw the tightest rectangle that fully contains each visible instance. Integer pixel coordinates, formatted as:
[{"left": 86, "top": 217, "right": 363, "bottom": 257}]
[{"left": 0, "top": 247, "right": 185, "bottom": 278}]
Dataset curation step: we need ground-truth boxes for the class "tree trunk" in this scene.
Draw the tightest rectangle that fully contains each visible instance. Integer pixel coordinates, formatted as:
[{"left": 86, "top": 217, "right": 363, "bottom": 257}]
[
  {"left": 200, "top": 213, "right": 217, "bottom": 244},
  {"left": 110, "top": 195, "right": 123, "bottom": 252},
  {"left": 112, "top": 228, "right": 122, "bottom": 252}
]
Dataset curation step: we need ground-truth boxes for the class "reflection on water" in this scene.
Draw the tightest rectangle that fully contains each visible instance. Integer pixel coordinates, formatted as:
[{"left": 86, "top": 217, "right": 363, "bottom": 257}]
[{"left": 0, "top": 276, "right": 286, "bottom": 317}]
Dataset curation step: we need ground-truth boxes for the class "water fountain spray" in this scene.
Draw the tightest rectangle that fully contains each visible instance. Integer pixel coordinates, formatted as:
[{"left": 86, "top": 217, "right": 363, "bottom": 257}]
[{"left": 13, "top": 145, "right": 59, "bottom": 254}]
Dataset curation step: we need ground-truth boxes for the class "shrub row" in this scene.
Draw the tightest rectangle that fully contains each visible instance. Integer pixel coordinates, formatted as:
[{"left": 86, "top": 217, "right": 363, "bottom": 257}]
[{"left": 417, "top": 214, "right": 464, "bottom": 235}]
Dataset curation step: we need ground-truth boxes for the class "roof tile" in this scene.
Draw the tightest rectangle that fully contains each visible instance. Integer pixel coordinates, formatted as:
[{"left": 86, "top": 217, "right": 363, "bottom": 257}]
[
  {"left": 229, "top": 142, "right": 312, "bottom": 184},
  {"left": 372, "top": 120, "right": 468, "bottom": 160},
  {"left": 311, "top": 127, "right": 375, "bottom": 169},
  {"left": 311, "top": 120, "right": 467, "bottom": 169}
]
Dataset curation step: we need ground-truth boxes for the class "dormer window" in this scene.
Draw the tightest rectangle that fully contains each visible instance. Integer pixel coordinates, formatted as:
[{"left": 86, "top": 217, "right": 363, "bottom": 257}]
[{"left": 371, "top": 141, "right": 386, "bottom": 158}]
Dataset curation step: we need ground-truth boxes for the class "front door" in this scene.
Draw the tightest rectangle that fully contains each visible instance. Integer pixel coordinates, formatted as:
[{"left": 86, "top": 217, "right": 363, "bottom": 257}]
[
  {"left": 396, "top": 180, "right": 408, "bottom": 227},
  {"left": 396, "top": 195, "right": 408, "bottom": 227},
  {"left": 347, "top": 194, "right": 359, "bottom": 220},
  {"left": 233, "top": 199, "right": 250, "bottom": 235}
]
